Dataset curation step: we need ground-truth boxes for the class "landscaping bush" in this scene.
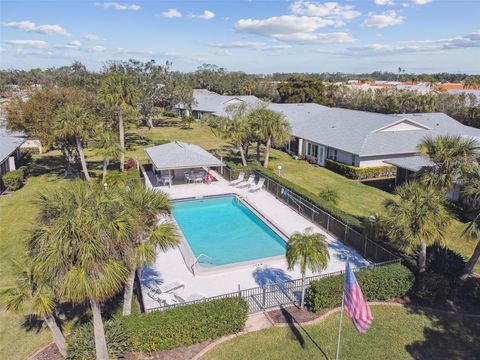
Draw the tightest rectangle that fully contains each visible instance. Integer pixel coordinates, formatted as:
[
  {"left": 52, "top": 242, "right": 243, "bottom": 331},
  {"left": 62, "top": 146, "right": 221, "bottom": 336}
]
[
  {"left": 20, "top": 146, "right": 40, "bottom": 154},
  {"left": 253, "top": 165, "right": 363, "bottom": 230},
  {"left": 415, "top": 273, "right": 451, "bottom": 303},
  {"left": 461, "top": 277, "right": 480, "bottom": 306},
  {"left": 426, "top": 244, "right": 465, "bottom": 279},
  {"left": 2, "top": 170, "right": 23, "bottom": 191},
  {"left": 125, "top": 157, "right": 137, "bottom": 170},
  {"left": 17, "top": 166, "right": 28, "bottom": 180},
  {"left": 318, "top": 188, "right": 339, "bottom": 205},
  {"left": 162, "top": 110, "right": 177, "bottom": 118},
  {"left": 325, "top": 159, "right": 396, "bottom": 180},
  {"left": 66, "top": 320, "right": 128, "bottom": 360},
  {"left": 120, "top": 297, "right": 248, "bottom": 354},
  {"left": 104, "top": 171, "right": 128, "bottom": 188},
  {"left": 307, "top": 264, "right": 414, "bottom": 312}
]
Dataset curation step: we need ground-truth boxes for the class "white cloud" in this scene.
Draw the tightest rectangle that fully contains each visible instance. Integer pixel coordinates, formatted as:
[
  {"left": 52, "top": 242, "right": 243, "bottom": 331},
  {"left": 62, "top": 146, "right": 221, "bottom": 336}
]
[
  {"left": 214, "top": 49, "right": 233, "bottom": 56},
  {"left": 374, "top": 0, "right": 395, "bottom": 5},
  {"left": 412, "top": 0, "right": 432, "bottom": 4},
  {"left": 0, "top": 47, "right": 6, "bottom": 52},
  {"left": 162, "top": 8, "right": 182, "bottom": 18},
  {"left": 193, "top": 10, "right": 215, "bottom": 20},
  {"left": 290, "top": 1, "right": 361, "bottom": 21},
  {"left": 209, "top": 40, "right": 292, "bottom": 50},
  {"left": 362, "top": 11, "right": 404, "bottom": 28},
  {"left": 83, "top": 33, "right": 102, "bottom": 41},
  {"left": 1, "top": 20, "right": 70, "bottom": 36},
  {"left": 346, "top": 31, "right": 480, "bottom": 55},
  {"left": 94, "top": 2, "right": 140, "bottom": 11},
  {"left": 4, "top": 39, "right": 49, "bottom": 48},
  {"left": 235, "top": 15, "right": 354, "bottom": 44}
]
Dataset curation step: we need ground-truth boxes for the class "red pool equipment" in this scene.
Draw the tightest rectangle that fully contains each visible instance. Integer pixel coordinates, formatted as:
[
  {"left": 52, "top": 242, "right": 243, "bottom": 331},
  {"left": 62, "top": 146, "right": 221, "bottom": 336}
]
[{"left": 204, "top": 173, "right": 214, "bottom": 184}]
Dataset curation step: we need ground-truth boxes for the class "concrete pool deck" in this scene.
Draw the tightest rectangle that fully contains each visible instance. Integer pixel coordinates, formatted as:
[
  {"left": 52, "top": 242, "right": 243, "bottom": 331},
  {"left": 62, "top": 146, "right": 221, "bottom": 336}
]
[{"left": 140, "top": 170, "right": 369, "bottom": 312}]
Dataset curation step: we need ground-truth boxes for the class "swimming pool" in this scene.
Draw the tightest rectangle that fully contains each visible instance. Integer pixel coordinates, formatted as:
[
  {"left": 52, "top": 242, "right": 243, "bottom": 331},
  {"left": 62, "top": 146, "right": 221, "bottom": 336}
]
[{"left": 172, "top": 195, "right": 286, "bottom": 267}]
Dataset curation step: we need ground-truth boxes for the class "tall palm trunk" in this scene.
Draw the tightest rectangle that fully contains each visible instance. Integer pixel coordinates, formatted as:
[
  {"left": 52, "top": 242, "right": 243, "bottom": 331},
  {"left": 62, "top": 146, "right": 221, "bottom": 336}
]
[
  {"left": 44, "top": 315, "right": 67, "bottom": 357},
  {"left": 122, "top": 266, "right": 136, "bottom": 316},
  {"left": 102, "top": 158, "right": 109, "bottom": 181},
  {"left": 237, "top": 142, "right": 247, "bottom": 166},
  {"left": 461, "top": 240, "right": 480, "bottom": 279},
  {"left": 256, "top": 141, "right": 261, "bottom": 162},
  {"left": 300, "top": 276, "right": 306, "bottom": 310},
  {"left": 90, "top": 299, "right": 109, "bottom": 360},
  {"left": 75, "top": 135, "right": 91, "bottom": 181},
  {"left": 418, "top": 240, "right": 427, "bottom": 273},
  {"left": 118, "top": 105, "right": 125, "bottom": 172},
  {"left": 263, "top": 135, "right": 272, "bottom": 168},
  {"left": 59, "top": 145, "right": 76, "bottom": 177}
]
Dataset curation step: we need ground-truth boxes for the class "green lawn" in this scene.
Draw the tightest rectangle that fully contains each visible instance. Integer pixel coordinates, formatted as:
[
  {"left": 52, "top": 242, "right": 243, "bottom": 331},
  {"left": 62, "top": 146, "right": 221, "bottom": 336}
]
[{"left": 202, "top": 305, "right": 480, "bottom": 360}]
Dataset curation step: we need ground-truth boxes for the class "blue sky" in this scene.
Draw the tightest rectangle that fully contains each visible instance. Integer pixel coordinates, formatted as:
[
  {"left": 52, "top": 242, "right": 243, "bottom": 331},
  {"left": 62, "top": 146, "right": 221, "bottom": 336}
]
[{"left": 1, "top": 0, "right": 479, "bottom": 73}]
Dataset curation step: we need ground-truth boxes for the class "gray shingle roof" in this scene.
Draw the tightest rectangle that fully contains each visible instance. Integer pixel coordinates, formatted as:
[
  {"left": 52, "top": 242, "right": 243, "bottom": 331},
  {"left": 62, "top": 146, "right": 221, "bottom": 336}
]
[
  {"left": 0, "top": 127, "right": 24, "bottom": 163},
  {"left": 145, "top": 141, "right": 224, "bottom": 170},
  {"left": 385, "top": 156, "right": 433, "bottom": 172}
]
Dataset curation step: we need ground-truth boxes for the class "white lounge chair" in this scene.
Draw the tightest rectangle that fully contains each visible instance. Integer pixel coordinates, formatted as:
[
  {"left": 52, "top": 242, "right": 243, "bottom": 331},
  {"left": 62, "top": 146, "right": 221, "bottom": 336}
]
[
  {"left": 158, "top": 281, "right": 185, "bottom": 293},
  {"left": 237, "top": 174, "right": 255, "bottom": 188},
  {"left": 249, "top": 177, "right": 265, "bottom": 192},
  {"left": 229, "top": 172, "right": 245, "bottom": 185}
]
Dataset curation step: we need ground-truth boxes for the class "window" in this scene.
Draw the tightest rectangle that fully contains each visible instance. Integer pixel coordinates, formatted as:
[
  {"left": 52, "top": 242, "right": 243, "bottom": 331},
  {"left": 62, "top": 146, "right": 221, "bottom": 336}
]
[
  {"left": 307, "top": 143, "right": 318, "bottom": 158},
  {"left": 351, "top": 154, "right": 356, "bottom": 166},
  {"left": 328, "top": 149, "right": 337, "bottom": 161}
]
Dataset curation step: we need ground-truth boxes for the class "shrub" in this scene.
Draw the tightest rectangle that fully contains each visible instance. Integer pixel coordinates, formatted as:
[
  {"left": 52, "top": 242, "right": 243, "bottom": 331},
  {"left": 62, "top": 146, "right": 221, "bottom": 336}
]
[
  {"left": 163, "top": 110, "right": 177, "bottom": 118},
  {"left": 415, "top": 273, "right": 451, "bottom": 303},
  {"left": 325, "top": 159, "right": 396, "bottom": 180},
  {"left": 267, "top": 162, "right": 275, "bottom": 171},
  {"left": 67, "top": 320, "right": 128, "bottom": 360},
  {"left": 460, "top": 277, "right": 480, "bottom": 306},
  {"left": 307, "top": 264, "right": 414, "bottom": 312},
  {"left": 426, "top": 244, "right": 465, "bottom": 279},
  {"left": 181, "top": 115, "right": 195, "bottom": 128},
  {"left": 120, "top": 297, "right": 248, "bottom": 354},
  {"left": 17, "top": 166, "right": 28, "bottom": 180},
  {"left": 2, "top": 170, "right": 23, "bottom": 191},
  {"left": 125, "top": 157, "right": 137, "bottom": 170},
  {"left": 253, "top": 165, "right": 363, "bottom": 230},
  {"left": 21, "top": 146, "right": 40, "bottom": 154},
  {"left": 318, "top": 188, "right": 339, "bottom": 205},
  {"left": 104, "top": 171, "right": 128, "bottom": 188}
]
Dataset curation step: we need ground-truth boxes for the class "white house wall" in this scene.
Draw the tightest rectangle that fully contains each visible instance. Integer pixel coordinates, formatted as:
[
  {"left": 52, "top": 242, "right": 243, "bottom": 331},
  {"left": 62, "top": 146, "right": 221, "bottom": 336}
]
[{"left": 359, "top": 153, "right": 417, "bottom": 168}]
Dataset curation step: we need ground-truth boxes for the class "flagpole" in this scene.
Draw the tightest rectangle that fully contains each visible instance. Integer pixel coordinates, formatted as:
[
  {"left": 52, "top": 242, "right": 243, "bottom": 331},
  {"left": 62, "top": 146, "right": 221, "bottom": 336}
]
[{"left": 335, "top": 287, "right": 345, "bottom": 360}]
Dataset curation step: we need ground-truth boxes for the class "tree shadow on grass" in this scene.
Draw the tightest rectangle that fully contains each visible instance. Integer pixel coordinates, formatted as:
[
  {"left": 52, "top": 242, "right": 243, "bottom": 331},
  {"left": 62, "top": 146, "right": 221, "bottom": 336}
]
[
  {"left": 28, "top": 154, "right": 69, "bottom": 178},
  {"left": 404, "top": 306, "right": 480, "bottom": 359},
  {"left": 279, "top": 307, "right": 329, "bottom": 360}
]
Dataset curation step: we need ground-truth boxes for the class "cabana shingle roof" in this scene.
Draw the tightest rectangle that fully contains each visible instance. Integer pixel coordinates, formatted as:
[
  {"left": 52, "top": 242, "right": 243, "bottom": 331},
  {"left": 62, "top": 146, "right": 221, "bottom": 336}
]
[{"left": 145, "top": 141, "right": 224, "bottom": 170}]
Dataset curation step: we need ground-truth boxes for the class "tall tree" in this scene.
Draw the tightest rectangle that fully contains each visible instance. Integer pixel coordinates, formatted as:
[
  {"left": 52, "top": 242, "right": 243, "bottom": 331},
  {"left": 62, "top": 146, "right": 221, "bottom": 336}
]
[
  {"left": 28, "top": 181, "right": 130, "bottom": 360},
  {"left": 383, "top": 181, "right": 452, "bottom": 272},
  {"left": 93, "top": 131, "right": 123, "bottom": 180},
  {"left": 286, "top": 228, "right": 329, "bottom": 310},
  {"left": 219, "top": 103, "right": 252, "bottom": 166},
  {"left": 55, "top": 104, "right": 95, "bottom": 181},
  {"left": 121, "top": 184, "right": 179, "bottom": 315},
  {"left": 98, "top": 73, "right": 139, "bottom": 171},
  {"left": 460, "top": 165, "right": 480, "bottom": 279},
  {"left": 0, "top": 262, "right": 67, "bottom": 357},
  {"left": 277, "top": 76, "right": 327, "bottom": 104},
  {"left": 417, "top": 135, "right": 477, "bottom": 190},
  {"left": 251, "top": 107, "right": 291, "bottom": 168}
]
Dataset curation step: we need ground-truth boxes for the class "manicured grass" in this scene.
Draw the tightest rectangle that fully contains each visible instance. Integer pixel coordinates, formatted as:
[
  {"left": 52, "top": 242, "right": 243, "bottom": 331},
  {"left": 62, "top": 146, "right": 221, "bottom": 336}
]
[
  {"left": 0, "top": 175, "right": 65, "bottom": 360},
  {"left": 202, "top": 305, "right": 480, "bottom": 360}
]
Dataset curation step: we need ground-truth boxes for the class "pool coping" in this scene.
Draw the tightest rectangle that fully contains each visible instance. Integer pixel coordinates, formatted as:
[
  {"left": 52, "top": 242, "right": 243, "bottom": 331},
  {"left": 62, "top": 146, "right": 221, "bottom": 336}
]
[{"left": 170, "top": 193, "right": 291, "bottom": 276}]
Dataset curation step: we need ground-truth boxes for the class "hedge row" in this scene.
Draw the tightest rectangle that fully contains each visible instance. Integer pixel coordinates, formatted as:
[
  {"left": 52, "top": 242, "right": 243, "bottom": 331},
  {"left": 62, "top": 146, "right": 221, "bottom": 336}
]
[
  {"left": 120, "top": 297, "right": 248, "bottom": 354},
  {"left": 252, "top": 165, "right": 363, "bottom": 230},
  {"left": 325, "top": 159, "right": 396, "bottom": 180},
  {"left": 307, "top": 263, "right": 414, "bottom": 312}
]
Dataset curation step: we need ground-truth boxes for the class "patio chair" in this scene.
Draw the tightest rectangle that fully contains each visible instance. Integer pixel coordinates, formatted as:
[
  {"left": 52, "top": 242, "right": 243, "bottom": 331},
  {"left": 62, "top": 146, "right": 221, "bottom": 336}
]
[
  {"left": 184, "top": 171, "right": 194, "bottom": 183},
  {"left": 249, "top": 177, "right": 265, "bottom": 192},
  {"left": 194, "top": 173, "right": 204, "bottom": 184},
  {"left": 229, "top": 171, "right": 245, "bottom": 185},
  {"left": 237, "top": 174, "right": 255, "bottom": 188},
  {"left": 158, "top": 281, "right": 185, "bottom": 293}
]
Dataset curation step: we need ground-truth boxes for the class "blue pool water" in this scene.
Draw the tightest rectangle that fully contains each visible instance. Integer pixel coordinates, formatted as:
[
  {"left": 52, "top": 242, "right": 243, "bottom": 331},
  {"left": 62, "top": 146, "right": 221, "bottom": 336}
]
[{"left": 172, "top": 196, "right": 286, "bottom": 266}]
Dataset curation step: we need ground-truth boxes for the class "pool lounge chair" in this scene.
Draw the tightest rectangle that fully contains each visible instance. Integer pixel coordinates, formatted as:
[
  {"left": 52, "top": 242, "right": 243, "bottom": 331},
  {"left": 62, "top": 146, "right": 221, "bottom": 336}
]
[
  {"left": 229, "top": 172, "right": 245, "bottom": 185},
  {"left": 249, "top": 177, "right": 265, "bottom": 192},
  {"left": 158, "top": 281, "right": 185, "bottom": 293},
  {"left": 237, "top": 174, "right": 255, "bottom": 188}
]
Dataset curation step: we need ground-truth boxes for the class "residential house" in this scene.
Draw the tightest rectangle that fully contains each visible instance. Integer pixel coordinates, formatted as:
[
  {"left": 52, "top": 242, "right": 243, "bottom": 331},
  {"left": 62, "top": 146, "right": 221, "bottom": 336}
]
[{"left": 0, "top": 127, "right": 25, "bottom": 192}]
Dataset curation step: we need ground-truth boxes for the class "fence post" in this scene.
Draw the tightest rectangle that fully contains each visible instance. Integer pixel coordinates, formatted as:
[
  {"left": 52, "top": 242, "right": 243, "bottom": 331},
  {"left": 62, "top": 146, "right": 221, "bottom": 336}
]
[
  {"left": 238, "top": 284, "right": 242, "bottom": 297},
  {"left": 344, "top": 226, "right": 348, "bottom": 242},
  {"left": 364, "top": 238, "right": 368, "bottom": 258},
  {"left": 327, "top": 216, "right": 330, "bottom": 233},
  {"left": 262, "top": 286, "right": 266, "bottom": 309}
]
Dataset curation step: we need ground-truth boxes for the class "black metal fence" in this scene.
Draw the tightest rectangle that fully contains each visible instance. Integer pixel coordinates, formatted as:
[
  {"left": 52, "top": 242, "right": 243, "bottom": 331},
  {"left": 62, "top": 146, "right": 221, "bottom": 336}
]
[
  {"left": 217, "top": 165, "right": 399, "bottom": 264},
  {"left": 145, "top": 259, "right": 400, "bottom": 314}
]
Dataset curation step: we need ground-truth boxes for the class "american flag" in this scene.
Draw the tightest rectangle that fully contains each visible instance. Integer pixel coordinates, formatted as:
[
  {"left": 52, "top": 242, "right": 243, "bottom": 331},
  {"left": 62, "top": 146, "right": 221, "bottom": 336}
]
[{"left": 343, "top": 262, "right": 373, "bottom": 333}]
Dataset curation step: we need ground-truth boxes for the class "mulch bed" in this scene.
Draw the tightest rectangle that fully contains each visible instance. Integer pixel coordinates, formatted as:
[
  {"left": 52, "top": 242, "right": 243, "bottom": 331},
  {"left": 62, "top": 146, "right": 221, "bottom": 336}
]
[
  {"left": 29, "top": 343, "right": 62, "bottom": 360},
  {"left": 124, "top": 340, "right": 215, "bottom": 360},
  {"left": 267, "top": 306, "right": 329, "bottom": 324}
]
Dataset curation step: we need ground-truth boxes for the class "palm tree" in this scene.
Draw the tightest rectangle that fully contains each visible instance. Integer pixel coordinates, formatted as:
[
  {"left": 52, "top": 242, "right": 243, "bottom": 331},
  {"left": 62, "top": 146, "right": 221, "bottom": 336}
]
[
  {"left": 286, "top": 228, "right": 330, "bottom": 310},
  {"left": 121, "top": 184, "right": 179, "bottom": 316},
  {"left": 383, "top": 181, "right": 452, "bottom": 273},
  {"left": 460, "top": 165, "right": 480, "bottom": 279},
  {"left": 417, "top": 135, "right": 477, "bottom": 190},
  {"left": 28, "top": 181, "right": 130, "bottom": 360},
  {"left": 252, "top": 107, "right": 291, "bottom": 168},
  {"left": 55, "top": 104, "right": 94, "bottom": 181},
  {"left": 0, "top": 262, "right": 67, "bottom": 357},
  {"left": 98, "top": 73, "right": 139, "bottom": 171},
  {"left": 220, "top": 103, "right": 251, "bottom": 166},
  {"left": 93, "top": 131, "right": 123, "bottom": 180}
]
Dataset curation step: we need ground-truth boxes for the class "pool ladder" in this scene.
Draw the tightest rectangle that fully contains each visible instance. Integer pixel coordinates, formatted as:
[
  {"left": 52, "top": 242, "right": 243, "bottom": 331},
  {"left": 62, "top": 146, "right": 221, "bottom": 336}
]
[{"left": 191, "top": 253, "right": 213, "bottom": 276}]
